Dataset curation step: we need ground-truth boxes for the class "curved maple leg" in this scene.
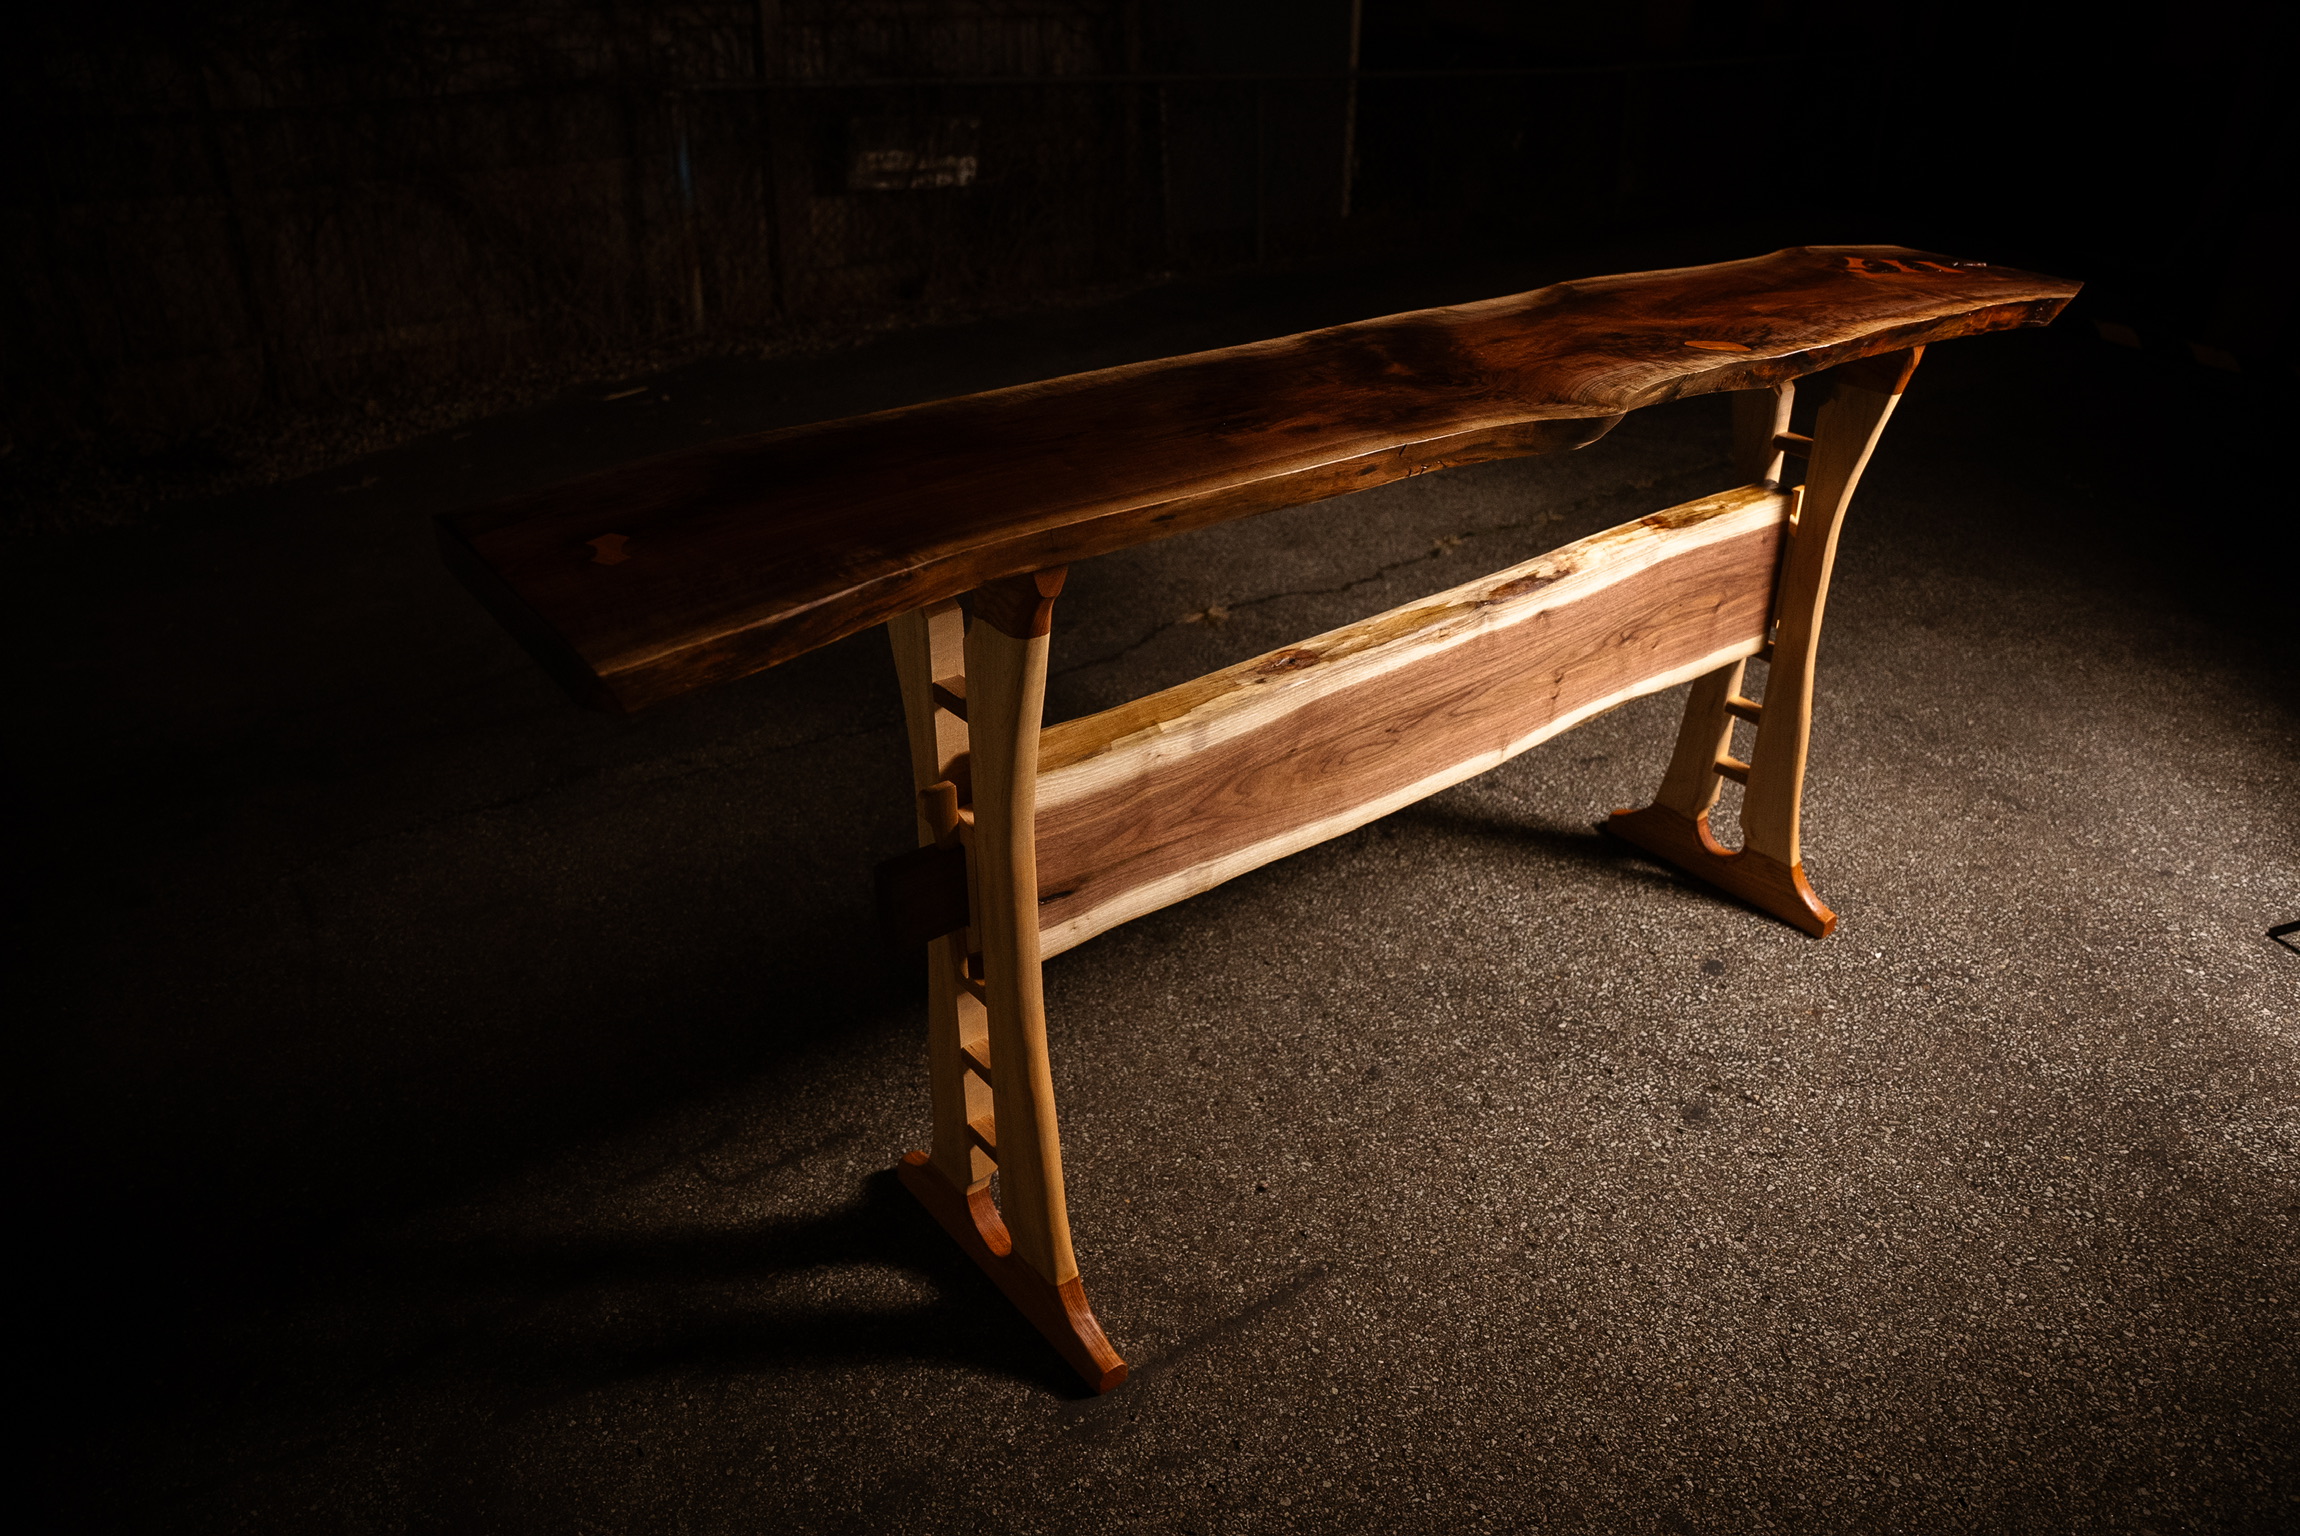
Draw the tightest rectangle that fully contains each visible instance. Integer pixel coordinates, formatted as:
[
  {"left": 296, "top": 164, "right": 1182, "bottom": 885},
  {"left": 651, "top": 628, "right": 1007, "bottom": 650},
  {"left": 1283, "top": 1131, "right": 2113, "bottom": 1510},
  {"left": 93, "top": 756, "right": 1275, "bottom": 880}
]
[
  {"left": 886, "top": 570, "right": 1127, "bottom": 1395},
  {"left": 1608, "top": 354, "right": 1921, "bottom": 938}
]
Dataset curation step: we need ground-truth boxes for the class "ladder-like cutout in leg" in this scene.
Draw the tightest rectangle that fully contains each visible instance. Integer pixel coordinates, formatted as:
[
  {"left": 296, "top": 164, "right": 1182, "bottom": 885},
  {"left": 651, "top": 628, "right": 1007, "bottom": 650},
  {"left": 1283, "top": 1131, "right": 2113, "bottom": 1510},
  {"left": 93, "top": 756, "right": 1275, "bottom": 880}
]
[
  {"left": 1607, "top": 349, "right": 1922, "bottom": 937},
  {"left": 1606, "top": 647, "right": 1839, "bottom": 937}
]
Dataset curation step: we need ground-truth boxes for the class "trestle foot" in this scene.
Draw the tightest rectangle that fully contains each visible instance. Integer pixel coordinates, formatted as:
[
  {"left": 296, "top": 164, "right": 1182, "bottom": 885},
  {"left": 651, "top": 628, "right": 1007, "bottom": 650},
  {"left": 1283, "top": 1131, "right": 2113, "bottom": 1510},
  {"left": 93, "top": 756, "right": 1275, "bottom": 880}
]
[
  {"left": 1603, "top": 804, "right": 1836, "bottom": 938},
  {"left": 896, "top": 1151, "right": 1128, "bottom": 1394}
]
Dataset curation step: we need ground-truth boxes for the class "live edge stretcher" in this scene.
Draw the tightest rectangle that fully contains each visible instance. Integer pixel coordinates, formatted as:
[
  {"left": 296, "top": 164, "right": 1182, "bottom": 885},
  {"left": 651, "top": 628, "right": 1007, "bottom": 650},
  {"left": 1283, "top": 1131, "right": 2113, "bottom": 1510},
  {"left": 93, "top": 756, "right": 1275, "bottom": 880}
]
[{"left": 439, "top": 247, "right": 2080, "bottom": 1393}]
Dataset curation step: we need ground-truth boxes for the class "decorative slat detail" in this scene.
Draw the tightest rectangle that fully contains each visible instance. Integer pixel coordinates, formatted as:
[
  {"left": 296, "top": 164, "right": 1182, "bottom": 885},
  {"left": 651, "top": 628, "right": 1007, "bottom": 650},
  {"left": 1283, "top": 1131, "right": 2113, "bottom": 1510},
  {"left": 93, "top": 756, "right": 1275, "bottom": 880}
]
[
  {"left": 1032, "top": 484, "right": 1793, "bottom": 958},
  {"left": 884, "top": 600, "right": 980, "bottom": 1192},
  {"left": 967, "top": 1114, "right": 998, "bottom": 1159},
  {"left": 959, "top": 1039, "right": 994, "bottom": 1084},
  {"left": 931, "top": 675, "right": 968, "bottom": 719},
  {"left": 1725, "top": 695, "right": 1764, "bottom": 724},
  {"left": 1773, "top": 431, "right": 1816, "bottom": 458},
  {"left": 1715, "top": 755, "right": 1753, "bottom": 786}
]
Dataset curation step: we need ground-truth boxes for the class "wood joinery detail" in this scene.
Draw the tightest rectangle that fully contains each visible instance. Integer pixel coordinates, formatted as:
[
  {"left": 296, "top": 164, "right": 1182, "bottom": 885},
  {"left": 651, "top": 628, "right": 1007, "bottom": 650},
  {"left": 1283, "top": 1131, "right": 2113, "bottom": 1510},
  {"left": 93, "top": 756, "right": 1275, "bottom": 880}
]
[{"left": 1033, "top": 484, "right": 1792, "bottom": 958}]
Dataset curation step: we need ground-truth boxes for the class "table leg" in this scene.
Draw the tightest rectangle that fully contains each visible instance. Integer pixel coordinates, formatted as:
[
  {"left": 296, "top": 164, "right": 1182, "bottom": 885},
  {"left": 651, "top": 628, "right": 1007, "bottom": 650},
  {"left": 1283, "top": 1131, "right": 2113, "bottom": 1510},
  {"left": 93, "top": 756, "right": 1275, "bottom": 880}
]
[
  {"left": 1608, "top": 351, "right": 1923, "bottom": 936},
  {"left": 889, "top": 570, "right": 1126, "bottom": 1393}
]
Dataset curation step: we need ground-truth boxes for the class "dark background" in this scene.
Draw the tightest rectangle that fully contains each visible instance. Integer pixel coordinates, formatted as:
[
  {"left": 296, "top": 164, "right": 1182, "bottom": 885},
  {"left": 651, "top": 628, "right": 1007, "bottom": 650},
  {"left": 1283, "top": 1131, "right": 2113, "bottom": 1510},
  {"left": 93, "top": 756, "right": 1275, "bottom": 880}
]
[
  {"left": 5, "top": 0, "right": 2290, "bottom": 526},
  {"left": 9, "top": 4, "right": 2295, "bottom": 1532}
]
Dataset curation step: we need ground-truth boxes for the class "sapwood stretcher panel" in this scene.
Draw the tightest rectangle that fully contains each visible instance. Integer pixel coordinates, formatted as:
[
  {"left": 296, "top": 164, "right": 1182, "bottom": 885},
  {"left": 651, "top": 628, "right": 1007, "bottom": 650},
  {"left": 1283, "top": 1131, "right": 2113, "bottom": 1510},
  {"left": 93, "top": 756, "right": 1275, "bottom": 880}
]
[{"left": 1034, "top": 484, "right": 1790, "bottom": 956}]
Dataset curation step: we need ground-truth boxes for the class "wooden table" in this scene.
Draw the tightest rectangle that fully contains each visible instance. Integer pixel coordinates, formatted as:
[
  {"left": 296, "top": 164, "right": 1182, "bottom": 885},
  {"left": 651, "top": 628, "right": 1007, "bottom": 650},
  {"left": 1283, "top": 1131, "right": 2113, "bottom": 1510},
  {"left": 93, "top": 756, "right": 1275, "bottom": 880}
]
[{"left": 442, "top": 246, "right": 2080, "bottom": 1392}]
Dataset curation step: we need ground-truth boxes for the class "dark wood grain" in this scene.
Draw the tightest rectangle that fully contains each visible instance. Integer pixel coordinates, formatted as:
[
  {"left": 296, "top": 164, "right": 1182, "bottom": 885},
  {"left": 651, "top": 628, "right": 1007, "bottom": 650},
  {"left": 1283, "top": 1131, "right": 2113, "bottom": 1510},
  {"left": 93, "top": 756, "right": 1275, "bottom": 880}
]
[{"left": 442, "top": 246, "right": 2078, "bottom": 711}]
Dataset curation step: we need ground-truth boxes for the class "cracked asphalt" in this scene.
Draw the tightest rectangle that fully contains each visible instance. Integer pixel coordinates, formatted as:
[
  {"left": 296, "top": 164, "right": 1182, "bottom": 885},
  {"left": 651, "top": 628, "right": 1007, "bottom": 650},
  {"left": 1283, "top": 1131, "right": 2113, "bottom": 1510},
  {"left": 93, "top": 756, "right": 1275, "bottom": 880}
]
[{"left": 21, "top": 236, "right": 2299, "bottom": 1534}]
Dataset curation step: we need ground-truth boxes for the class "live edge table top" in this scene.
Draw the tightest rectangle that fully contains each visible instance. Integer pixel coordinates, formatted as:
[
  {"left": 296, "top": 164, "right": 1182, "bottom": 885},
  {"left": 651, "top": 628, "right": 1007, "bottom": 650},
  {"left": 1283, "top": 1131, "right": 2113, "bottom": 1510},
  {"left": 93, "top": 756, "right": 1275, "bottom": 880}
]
[{"left": 440, "top": 246, "right": 2079, "bottom": 712}]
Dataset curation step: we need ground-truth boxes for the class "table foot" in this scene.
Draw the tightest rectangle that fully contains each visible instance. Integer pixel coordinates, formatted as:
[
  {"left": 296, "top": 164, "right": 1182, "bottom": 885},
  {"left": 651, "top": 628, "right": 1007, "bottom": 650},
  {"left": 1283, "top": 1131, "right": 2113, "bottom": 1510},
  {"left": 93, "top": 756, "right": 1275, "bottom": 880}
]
[
  {"left": 1604, "top": 804, "right": 1836, "bottom": 938},
  {"left": 896, "top": 1151, "right": 1128, "bottom": 1393}
]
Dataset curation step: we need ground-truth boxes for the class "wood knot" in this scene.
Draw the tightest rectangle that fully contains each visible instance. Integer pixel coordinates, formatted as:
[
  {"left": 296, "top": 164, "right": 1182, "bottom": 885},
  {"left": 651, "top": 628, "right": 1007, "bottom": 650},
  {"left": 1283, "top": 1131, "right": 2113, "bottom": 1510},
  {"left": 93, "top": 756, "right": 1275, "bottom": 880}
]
[
  {"left": 586, "top": 533, "right": 631, "bottom": 565},
  {"left": 1485, "top": 566, "right": 1567, "bottom": 601},
  {"left": 1256, "top": 648, "right": 1323, "bottom": 674},
  {"left": 1682, "top": 340, "right": 1753, "bottom": 353},
  {"left": 1640, "top": 507, "right": 1712, "bottom": 529}
]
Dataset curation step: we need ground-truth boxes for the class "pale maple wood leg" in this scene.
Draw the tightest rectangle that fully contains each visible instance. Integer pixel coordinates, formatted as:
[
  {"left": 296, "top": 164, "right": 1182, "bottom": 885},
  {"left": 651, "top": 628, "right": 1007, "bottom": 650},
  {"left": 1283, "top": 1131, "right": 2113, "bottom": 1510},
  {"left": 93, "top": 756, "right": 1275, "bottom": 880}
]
[
  {"left": 889, "top": 571, "right": 1125, "bottom": 1393},
  {"left": 1738, "top": 365, "right": 1911, "bottom": 877},
  {"left": 961, "top": 583, "right": 1078, "bottom": 1289},
  {"left": 1609, "top": 354, "right": 1921, "bottom": 936}
]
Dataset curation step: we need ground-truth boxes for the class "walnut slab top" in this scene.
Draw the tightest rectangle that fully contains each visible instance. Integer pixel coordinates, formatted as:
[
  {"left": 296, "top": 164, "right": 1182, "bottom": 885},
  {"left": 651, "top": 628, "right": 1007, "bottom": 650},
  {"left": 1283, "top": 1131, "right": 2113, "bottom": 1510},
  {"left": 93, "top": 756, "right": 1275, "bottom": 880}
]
[{"left": 440, "top": 246, "right": 2078, "bottom": 710}]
